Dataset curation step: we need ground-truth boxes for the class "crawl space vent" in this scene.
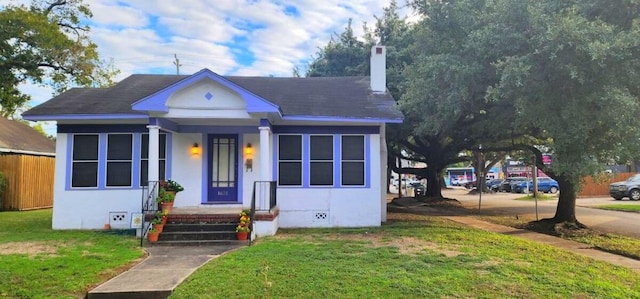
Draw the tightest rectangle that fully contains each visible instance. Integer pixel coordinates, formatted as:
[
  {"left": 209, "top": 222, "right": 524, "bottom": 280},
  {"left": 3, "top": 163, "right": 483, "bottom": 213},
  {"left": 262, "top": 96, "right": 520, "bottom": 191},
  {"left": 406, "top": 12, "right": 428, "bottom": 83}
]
[
  {"left": 313, "top": 211, "right": 329, "bottom": 223},
  {"left": 109, "top": 212, "right": 128, "bottom": 229}
]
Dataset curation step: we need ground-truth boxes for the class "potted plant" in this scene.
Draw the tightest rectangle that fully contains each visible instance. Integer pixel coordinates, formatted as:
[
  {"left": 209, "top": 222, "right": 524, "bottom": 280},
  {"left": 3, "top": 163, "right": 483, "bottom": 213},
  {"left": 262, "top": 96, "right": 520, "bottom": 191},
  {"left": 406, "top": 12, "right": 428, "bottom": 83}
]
[
  {"left": 160, "top": 179, "right": 184, "bottom": 194},
  {"left": 156, "top": 188, "right": 175, "bottom": 213},
  {"left": 147, "top": 228, "right": 160, "bottom": 242},
  {"left": 151, "top": 215, "right": 164, "bottom": 233},
  {"left": 236, "top": 211, "right": 251, "bottom": 240}
]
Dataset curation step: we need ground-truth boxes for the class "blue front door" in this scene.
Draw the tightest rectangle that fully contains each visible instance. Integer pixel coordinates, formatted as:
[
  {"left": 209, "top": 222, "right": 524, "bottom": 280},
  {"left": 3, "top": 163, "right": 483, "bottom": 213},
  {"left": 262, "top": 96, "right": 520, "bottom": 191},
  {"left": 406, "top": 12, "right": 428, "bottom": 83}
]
[{"left": 207, "top": 135, "right": 238, "bottom": 202}]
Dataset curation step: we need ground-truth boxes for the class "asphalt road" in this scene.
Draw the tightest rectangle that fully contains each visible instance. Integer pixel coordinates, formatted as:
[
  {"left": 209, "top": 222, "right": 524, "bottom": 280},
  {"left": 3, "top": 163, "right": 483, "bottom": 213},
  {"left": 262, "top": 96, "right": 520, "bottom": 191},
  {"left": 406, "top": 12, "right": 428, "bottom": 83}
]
[{"left": 441, "top": 187, "right": 640, "bottom": 239}]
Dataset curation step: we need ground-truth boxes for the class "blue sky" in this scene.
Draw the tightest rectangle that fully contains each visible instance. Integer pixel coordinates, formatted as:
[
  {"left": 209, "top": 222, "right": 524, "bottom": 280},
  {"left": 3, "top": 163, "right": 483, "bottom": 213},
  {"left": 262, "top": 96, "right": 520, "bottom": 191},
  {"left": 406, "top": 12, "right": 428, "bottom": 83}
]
[{"left": 5, "top": 0, "right": 414, "bottom": 134}]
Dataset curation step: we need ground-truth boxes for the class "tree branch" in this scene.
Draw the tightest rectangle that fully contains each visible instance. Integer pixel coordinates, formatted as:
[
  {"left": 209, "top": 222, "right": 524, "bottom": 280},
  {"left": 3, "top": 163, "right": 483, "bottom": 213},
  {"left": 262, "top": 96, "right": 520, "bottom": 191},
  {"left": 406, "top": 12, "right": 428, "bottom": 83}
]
[{"left": 46, "top": 0, "right": 68, "bottom": 13}]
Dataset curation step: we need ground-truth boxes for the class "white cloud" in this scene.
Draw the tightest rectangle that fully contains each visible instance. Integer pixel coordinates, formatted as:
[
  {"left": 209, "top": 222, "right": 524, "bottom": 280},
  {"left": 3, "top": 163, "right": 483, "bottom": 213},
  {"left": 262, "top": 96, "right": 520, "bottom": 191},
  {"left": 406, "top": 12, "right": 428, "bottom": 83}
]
[{"left": 13, "top": 0, "right": 415, "bottom": 116}]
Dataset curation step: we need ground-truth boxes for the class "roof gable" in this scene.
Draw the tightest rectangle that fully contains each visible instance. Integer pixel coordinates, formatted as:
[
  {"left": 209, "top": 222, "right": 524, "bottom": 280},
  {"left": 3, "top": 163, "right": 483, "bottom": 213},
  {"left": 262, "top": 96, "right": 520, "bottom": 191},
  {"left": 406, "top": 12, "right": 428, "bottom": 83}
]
[
  {"left": 0, "top": 118, "right": 55, "bottom": 155},
  {"left": 131, "top": 69, "right": 280, "bottom": 114}
]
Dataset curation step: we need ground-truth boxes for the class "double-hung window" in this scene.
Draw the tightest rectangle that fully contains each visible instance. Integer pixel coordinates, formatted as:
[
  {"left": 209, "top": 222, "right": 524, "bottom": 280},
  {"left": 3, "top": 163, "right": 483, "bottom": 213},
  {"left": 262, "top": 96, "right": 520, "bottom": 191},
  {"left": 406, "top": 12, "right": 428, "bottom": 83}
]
[
  {"left": 106, "top": 134, "right": 133, "bottom": 187},
  {"left": 71, "top": 134, "right": 99, "bottom": 188},
  {"left": 309, "top": 135, "right": 333, "bottom": 186},
  {"left": 278, "top": 135, "right": 302, "bottom": 186},
  {"left": 140, "top": 133, "right": 167, "bottom": 186},
  {"left": 341, "top": 135, "right": 365, "bottom": 186}
]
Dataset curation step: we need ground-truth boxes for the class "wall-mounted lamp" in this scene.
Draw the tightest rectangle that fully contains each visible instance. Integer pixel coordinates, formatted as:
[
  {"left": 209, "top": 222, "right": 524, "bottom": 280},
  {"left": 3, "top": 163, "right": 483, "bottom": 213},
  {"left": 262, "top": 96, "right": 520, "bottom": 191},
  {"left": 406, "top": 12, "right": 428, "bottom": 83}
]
[
  {"left": 244, "top": 143, "right": 253, "bottom": 156},
  {"left": 245, "top": 143, "right": 253, "bottom": 172},
  {"left": 191, "top": 143, "right": 200, "bottom": 155}
]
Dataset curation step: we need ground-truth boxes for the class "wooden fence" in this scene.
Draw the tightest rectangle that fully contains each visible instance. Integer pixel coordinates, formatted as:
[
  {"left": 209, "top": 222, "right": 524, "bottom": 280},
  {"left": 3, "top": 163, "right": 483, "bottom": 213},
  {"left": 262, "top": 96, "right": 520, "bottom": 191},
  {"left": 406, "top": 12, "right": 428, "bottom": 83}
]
[
  {"left": 578, "top": 172, "right": 636, "bottom": 197},
  {"left": 0, "top": 154, "right": 55, "bottom": 210}
]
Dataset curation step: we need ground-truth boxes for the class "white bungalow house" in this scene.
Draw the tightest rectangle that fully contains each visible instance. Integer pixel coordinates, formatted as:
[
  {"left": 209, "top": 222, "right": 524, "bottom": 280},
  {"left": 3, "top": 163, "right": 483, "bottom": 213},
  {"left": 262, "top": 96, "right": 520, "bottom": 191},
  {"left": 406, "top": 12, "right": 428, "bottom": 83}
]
[{"left": 22, "top": 46, "right": 402, "bottom": 237}]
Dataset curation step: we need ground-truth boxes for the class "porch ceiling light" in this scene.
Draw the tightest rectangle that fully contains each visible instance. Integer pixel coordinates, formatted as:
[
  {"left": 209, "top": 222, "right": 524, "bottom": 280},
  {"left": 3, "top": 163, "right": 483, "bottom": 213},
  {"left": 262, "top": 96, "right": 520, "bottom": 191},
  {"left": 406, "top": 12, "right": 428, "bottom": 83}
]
[{"left": 191, "top": 143, "right": 200, "bottom": 155}]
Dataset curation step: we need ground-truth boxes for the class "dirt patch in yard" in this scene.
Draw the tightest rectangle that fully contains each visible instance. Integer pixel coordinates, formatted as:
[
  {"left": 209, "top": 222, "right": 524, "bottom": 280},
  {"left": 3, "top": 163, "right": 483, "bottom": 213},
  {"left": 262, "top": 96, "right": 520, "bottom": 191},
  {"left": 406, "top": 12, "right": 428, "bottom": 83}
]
[{"left": 0, "top": 241, "right": 59, "bottom": 256}]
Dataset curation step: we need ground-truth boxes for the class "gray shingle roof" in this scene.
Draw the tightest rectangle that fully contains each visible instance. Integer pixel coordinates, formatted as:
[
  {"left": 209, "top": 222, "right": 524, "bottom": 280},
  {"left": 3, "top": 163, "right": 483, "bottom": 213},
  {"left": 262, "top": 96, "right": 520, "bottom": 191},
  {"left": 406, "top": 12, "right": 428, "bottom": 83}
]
[
  {"left": 0, "top": 118, "right": 55, "bottom": 155},
  {"left": 23, "top": 73, "right": 402, "bottom": 121}
]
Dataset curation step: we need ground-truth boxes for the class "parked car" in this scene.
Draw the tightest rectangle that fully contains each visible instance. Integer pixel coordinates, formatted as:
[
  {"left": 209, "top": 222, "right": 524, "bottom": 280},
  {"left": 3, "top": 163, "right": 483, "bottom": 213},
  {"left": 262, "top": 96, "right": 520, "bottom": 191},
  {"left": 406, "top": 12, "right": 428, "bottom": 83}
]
[
  {"left": 609, "top": 174, "right": 640, "bottom": 200},
  {"left": 486, "top": 179, "right": 504, "bottom": 192},
  {"left": 499, "top": 177, "right": 528, "bottom": 192},
  {"left": 512, "top": 177, "right": 559, "bottom": 194},
  {"left": 410, "top": 182, "right": 426, "bottom": 197},
  {"left": 532, "top": 177, "right": 559, "bottom": 194}
]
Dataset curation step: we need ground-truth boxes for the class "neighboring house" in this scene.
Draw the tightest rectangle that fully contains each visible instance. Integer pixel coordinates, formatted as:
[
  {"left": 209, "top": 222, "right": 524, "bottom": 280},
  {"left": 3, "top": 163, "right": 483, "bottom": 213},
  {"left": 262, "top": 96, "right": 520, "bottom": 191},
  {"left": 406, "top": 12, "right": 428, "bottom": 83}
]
[
  {"left": 0, "top": 117, "right": 56, "bottom": 210},
  {"left": 23, "top": 46, "right": 402, "bottom": 235}
]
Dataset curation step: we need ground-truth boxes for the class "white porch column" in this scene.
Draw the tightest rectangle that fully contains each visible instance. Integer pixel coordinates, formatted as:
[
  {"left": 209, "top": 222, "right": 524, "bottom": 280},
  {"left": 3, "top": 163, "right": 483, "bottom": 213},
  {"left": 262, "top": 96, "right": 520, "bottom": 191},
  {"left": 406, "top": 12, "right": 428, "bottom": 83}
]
[
  {"left": 259, "top": 126, "right": 272, "bottom": 181},
  {"left": 147, "top": 125, "right": 160, "bottom": 185}
]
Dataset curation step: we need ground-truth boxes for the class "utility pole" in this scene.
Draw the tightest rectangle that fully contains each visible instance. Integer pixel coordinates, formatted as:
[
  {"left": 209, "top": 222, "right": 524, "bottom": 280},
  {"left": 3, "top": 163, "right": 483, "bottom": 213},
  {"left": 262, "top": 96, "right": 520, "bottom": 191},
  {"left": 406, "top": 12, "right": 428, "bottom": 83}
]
[{"left": 173, "top": 54, "right": 182, "bottom": 75}]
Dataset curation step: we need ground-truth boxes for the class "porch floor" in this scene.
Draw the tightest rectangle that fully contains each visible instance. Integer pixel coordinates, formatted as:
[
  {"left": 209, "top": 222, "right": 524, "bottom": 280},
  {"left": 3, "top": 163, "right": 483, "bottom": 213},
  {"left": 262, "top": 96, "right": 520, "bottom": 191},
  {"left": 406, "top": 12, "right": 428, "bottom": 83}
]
[{"left": 171, "top": 207, "right": 242, "bottom": 215}]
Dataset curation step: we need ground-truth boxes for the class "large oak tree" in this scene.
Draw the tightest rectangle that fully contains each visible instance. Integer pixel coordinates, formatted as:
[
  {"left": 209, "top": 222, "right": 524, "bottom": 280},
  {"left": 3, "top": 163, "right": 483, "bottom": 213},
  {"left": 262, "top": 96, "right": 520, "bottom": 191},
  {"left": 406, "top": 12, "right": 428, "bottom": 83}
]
[{"left": 0, "top": 0, "right": 117, "bottom": 118}]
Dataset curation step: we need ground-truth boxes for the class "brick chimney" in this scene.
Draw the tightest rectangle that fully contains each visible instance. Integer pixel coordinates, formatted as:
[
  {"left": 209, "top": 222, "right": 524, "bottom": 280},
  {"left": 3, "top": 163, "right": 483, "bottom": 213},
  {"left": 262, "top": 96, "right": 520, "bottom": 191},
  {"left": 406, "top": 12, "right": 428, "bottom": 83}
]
[{"left": 370, "top": 46, "right": 386, "bottom": 93}]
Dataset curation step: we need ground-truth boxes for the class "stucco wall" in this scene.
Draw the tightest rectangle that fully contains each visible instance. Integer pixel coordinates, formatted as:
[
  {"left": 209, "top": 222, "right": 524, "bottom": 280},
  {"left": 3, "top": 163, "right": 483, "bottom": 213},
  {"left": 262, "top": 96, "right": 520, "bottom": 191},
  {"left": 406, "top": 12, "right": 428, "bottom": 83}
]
[{"left": 276, "top": 134, "right": 382, "bottom": 228}]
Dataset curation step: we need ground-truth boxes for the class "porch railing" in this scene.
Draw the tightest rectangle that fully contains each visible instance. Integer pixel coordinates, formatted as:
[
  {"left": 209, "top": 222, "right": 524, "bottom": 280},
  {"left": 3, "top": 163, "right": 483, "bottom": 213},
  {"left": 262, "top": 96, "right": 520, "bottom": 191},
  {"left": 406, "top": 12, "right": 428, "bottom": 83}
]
[
  {"left": 140, "top": 181, "right": 160, "bottom": 247},
  {"left": 250, "top": 181, "right": 276, "bottom": 245}
]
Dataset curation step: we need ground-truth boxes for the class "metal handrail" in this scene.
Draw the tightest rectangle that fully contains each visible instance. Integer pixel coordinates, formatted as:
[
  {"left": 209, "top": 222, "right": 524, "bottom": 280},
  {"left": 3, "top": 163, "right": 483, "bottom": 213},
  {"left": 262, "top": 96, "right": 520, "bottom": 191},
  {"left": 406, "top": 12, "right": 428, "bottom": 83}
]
[
  {"left": 140, "top": 181, "right": 160, "bottom": 247},
  {"left": 249, "top": 181, "right": 277, "bottom": 245}
]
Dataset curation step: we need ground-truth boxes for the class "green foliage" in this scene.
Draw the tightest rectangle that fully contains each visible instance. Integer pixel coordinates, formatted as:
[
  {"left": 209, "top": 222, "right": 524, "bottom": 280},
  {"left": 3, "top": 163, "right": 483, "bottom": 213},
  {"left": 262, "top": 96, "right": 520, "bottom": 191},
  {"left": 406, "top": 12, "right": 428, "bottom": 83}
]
[
  {"left": 597, "top": 204, "right": 640, "bottom": 213},
  {"left": 0, "top": 210, "right": 144, "bottom": 298},
  {"left": 0, "top": 1, "right": 119, "bottom": 118},
  {"left": 172, "top": 216, "right": 640, "bottom": 298}
]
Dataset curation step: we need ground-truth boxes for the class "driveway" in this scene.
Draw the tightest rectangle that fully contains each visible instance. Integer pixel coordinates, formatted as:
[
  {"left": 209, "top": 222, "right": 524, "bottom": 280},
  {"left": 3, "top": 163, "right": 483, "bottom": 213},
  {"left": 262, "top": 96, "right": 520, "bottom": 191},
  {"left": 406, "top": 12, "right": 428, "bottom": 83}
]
[{"left": 441, "top": 188, "right": 640, "bottom": 239}]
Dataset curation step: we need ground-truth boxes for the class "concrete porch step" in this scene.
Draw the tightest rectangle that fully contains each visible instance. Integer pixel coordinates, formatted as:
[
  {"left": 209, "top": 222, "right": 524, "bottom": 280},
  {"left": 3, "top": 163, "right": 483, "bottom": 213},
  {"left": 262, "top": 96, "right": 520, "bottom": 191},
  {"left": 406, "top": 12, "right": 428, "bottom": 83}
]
[
  {"left": 162, "top": 223, "right": 236, "bottom": 232},
  {"left": 146, "top": 239, "right": 249, "bottom": 247}
]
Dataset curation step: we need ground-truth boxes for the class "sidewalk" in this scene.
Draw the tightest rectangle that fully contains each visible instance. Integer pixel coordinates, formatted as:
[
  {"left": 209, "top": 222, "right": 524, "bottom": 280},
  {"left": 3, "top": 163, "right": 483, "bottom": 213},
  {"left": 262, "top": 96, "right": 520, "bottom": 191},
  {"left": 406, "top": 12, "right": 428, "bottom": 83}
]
[
  {"left": 87, "top": 245, "right": 245, "bottom": 299},
  {"left": 389, "top": 196, "right": 640, "bottom": 272}
]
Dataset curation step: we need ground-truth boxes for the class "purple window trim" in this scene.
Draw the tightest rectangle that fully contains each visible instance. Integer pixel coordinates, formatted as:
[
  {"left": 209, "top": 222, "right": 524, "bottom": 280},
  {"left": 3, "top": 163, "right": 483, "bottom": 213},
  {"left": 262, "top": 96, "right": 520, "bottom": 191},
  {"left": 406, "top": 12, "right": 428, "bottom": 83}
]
[
  {"left": 281, "top": 115, "right": 403, "bottom": 124},
  {"left": 272, "top": 126, "right": 378, "bottom": 134},
  {"left": 275, "top": 133, "right": 369, "bottom": 189},
  {"left": 65, "top": 132, "right": 172, "bottom": 191},
  {"left": 104, "top": 133, "right": 134, "bottom": 188},
  {"left": 68, "top": 133, "right": 100, "bottom": 190}
]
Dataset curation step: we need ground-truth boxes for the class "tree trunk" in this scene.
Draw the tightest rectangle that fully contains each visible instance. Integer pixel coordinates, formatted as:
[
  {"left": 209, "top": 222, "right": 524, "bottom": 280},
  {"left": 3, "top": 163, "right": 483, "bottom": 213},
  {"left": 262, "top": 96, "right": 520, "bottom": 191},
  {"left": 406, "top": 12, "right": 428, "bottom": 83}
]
[
  {"left": 551, "top": 175, "right": 578, "bottom": 223},
  {"left": 425, "top": 167, "right": 444, "bottom": 198}
]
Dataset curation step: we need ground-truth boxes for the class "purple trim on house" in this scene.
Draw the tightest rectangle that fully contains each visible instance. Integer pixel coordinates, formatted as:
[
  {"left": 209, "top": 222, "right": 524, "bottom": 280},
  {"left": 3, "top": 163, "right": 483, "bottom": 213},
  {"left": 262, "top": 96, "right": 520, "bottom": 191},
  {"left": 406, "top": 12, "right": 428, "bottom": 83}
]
[
  {"left": 237, "top": 134, "right": 244, "bottom": 204},
  {"left": 281, "top": 115, "right": 402, "bottom": 123},
  {"left": 166, "top": 133, "right": 173, "bottom": 179},
  {"left": 302, "top": 134, "right": 310, "bottom": 188},
  {"left": 200, "top": 133, "right": 208, "bottom": 203},
  {"left": 151, "top": 118, "right": 179, "bottom": 132},
  {"left": 275, "top": 133, "right": 370, "bottom": 189},
  {"left": 131, "top": 69, "right": 280, "bottom": 113},
  {"left": 24, "top": 114, "right": 148, "bottom": 121},
  {"left": 65, "top": 135, "right": 73, "bottom": 189},
  {"left": 64, "top": 131, "right": 172, "bottom": 191},
  {"left": 272, "top": 126, "right": 379, "bottom": 134},
  {"left": 98, "top": 133, "right": 107, "bottom": 188},
  {"left": 132, "top": 134, "right": 141, "bottom": 187},
  {"left": 260, "top": 118, "right": 271, "bottom": 127},
  {"left": 365, "top": 134, "right": 371, "bottom": 188},
  {"left": 58, "top": 124, "right": 148, "bottom": 133},
  {"left": 333, "top": 135, "right": 341, "bottom": 188},
  {"left": 178, "top": 125, "right": 260, "bottom": 134}
]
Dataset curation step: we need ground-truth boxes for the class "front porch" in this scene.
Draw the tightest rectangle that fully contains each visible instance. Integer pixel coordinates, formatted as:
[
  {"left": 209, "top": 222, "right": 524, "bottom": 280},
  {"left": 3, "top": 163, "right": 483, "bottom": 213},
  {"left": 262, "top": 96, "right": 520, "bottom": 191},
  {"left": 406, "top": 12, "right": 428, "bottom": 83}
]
[{"left": 141, "top": 180, "right": 279, "bottom": 246}]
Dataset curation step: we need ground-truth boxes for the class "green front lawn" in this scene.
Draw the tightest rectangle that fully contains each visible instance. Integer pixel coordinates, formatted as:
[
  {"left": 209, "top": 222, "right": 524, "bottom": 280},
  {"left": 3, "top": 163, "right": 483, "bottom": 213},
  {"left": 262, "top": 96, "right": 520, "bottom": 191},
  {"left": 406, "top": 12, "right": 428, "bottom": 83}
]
[
  {"left": 0, "top": 210, "right": 145, "bottom": 298},
  {"left": 172, "top": 213, "right": 640, "bottom": 298},
  {"left": 596, "top": 204, "right": 640, "bottom": 213}
]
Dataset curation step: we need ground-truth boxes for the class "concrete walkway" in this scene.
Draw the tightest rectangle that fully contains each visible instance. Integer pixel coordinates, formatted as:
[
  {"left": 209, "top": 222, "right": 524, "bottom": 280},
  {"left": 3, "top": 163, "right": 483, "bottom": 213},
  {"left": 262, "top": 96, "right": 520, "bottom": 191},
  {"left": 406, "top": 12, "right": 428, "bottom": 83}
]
[
  {"left": 88, "top": 194, "right": 640, "bottom": 298},
  {"left": 87, "top": 245, "right": 245, "bottom": 299}
]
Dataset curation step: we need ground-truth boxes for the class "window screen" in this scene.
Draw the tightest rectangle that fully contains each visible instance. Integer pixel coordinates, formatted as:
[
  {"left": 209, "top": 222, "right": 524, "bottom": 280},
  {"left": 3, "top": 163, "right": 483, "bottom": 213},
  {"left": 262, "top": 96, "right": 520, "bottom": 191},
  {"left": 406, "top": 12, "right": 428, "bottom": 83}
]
[
  {"left": 140, "top": 134, "right": 167, "bottom": 186},
  {"left": 106, "top": 134, "right": 132, "bottom": 187},
  {"left": 71, "top": 134, "right": 98, "bottom": 188},
  {"left": 310, "top": 135, "right": 333, "bottom": 186},
  {"left": 278, "top": 135, "right": 302, "bottom": 185},
  {"left": 341, "top": 135, "right": 365, "bottom": 186}
]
